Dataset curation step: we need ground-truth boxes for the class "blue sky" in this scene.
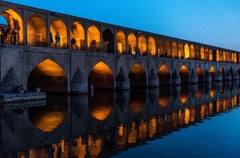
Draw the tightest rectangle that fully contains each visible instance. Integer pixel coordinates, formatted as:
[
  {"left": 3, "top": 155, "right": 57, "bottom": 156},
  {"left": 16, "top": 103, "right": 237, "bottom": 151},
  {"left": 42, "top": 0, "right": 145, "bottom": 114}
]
[{"left": 2, "top": 0, "right": 240, "bottom": 51}]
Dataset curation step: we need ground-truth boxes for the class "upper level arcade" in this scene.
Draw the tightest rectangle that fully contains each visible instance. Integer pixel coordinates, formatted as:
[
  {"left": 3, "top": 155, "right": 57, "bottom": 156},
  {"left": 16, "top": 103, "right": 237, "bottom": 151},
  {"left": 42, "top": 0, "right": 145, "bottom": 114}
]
[{"left": 0, "top": 1, "right": 239, "bottom": 64}]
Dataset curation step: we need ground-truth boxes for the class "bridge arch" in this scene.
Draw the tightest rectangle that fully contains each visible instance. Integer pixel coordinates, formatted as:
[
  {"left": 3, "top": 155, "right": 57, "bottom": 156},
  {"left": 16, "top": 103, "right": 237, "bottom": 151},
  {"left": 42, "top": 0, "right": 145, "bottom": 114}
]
[
  {"left": 116, "top": 30, "right": 126, "bottom": 54},
  {"left": 129, "top": 63, "right": 147, "bottom": 87},
  {"left": 103, "top": 28, "right": 114, "bottom": 53},
  {"left": 88, "top": 61, "right": 114, "bottom": 90},
  {"left": 127, "top": 33, "right": 136, "bottom": 54},
  {"left": 70, "top": 21, "right": 85, "bottom": 50},
  {"left": 27, "top": 14, "right": 47, "bottom": 47},
  {"left": 209, "top": 66, "right": 216, "bottom": 81},
  {"left": 184, "top": 43, "right": 190, "bottom": 59},
  {"left": 196, "top": 66, "right": 204, "bottom": 83},
  {"left": 148, "top": 36, "right": 156, "bottom": 56},
  {"left": 138, "top": 35, "right": 147, "bottom": 55},
  {"left": 156, "top": 38, "right": 164, "bottom": 56},
  {"left": 1, "top": 9, "right": 23, "bottom": 44},
  {"left": 200, "top": 47, "right": 205, "bottom": 60},
  {"left": 190, "top": 44, "right": 195, "bottom": 59},
  {"left": 27, "top": 58, "right": 67, "bottom": 92},
  {"left": 172, "top": 41, "right": 178, "bottom": 58},
  {"left": 179, "top": 65, "right": 189, "bottom": 84},
  {"left": 158, "top": 64, "right": 171, "bottom": 85},
  {"left": 50, "top": 18, "right": 67, "bottom": 48},
  {"left": 178, "top": 43, "right": 184, "bottom": 58},
  {"left": 87, "top": 25, "right": 100, "bottom": 51}
]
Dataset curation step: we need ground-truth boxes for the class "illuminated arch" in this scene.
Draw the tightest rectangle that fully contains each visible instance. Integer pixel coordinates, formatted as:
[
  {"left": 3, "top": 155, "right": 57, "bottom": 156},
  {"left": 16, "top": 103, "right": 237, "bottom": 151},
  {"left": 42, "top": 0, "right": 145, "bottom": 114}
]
[
  {"left": 184, "top": 43, "right": 190, "bottom": 59},
  {"left": 138, "top": 35, "right": 147, "bottom": 55},
  {"left": 28, "top": 102, "right": 67, "bottom": 132},
  {"left": 158, "top": 64, "right": 171, "bottom": 85},
  {"left": 209, "top": 49, "right": 213, "bottom": 61},
  {"left": 103, "top": 28, "right": 114, "bottom": 53},
  {"left": 172, "top": 42, "right": 177, "bottom": 58},
  {"left": 200, "top": 47, "right": 205, "bottom": 60},
  {"left": 165, "top": 40, "right": 171, "bottom": 57},
  {"left": 196, "top": 67, "right": 204, "bottom": 83},
  {"left": 157, "top": 39, "right": 164, "bottom": 56},
  {"left": 209, "top": 66, "right": 216, "bottom": 81},
  {"left": 129, "top": 63, "right": 146, "bottom": 87},
  {"left": 178, "top": 43, "right": 184, "bottom": 58},
  {"left": 88, "top": 61, "right": 114, "bottom": 89},
  {"left": 28, "top": 58, "right": 67, "bottom": 92},
  {"left": 205, "top": 48, "right": 209, "bottom": 60},
  {"left": 87, "top": 25, "right": 100, "bottom": 51},
  {"left": 27, "top": 14, "right": 47, "bottom": 47},
  {"left": 1, "top": 9, "right": 23, "bottom": 44},
  {"left": 148, "top": 36, "right": 156, "bottom": 56},
  {"left": 127, "top": 33, "right": 136, "bottom": 54},
  {"left": 89, "top": 91, "right": 114, "bottom": 121},
  {"left": 116, "top": 30, "right": 126, "bottom": 53},
  {"left": 190, "top": 44, "right": 195, "bottom": 59},
  {"left": 179, "top": 65, "right": 189, "bottom": 84},
  {"left": 50, "top": 18, "right": 67, "bottom": 48},
  {"left": 216, "top": 50, "right": 220, "bottom": 61},
  {"left": 70, "top": 21, "right": 85, "bottom": 50}
]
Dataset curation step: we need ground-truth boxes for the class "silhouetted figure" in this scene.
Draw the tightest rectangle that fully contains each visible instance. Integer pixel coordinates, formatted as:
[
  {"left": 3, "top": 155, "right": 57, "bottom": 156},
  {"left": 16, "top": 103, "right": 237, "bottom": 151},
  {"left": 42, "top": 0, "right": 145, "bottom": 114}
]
[
  {"left": 71, "top": 37, "right": 76, "bottom": 49},
  {"left": 55, "top": 32, "right": 60, "bottom": 48}
]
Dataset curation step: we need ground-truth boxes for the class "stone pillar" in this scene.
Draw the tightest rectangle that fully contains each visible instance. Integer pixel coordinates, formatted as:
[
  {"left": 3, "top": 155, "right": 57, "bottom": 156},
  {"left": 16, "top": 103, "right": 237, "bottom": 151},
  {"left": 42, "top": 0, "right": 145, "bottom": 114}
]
[
  {"left": 148, "top": 69, "right": 159, "bottom": 87},
  {"left": 172, "top": 70, "right": 181, "bottom": 85},
  {"left": 70, "top": 68, "right": 88, "bottom": 93},
  {"left": 189, "top": 69, "right": 198, "bottom": 84},
  {"left": 204, "top": 70, "right": 211, "bottom": 84},
  {"left": 116, "top": 68, "right": 130, "bottom": 90},
  {"left": 225, "top": 70, "right": 232, "bottom": 81},
  {"left": 215, "top": 70, "right": 222, "bottom": 82},
  {"left": 232, "top": 71, "right": 239, "bottom": 80}
]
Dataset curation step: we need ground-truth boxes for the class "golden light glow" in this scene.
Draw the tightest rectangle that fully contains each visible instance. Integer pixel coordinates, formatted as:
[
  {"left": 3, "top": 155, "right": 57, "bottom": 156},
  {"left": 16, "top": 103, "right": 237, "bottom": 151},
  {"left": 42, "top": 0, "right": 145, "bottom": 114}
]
[
  {"left": 200, "top": 47, "right": 205, "bottom": 60},
  {"left": 130, "top": 63, "right": 145, "bottom": 75},
  {"left": 180, "top": 65, "right": 189, "bottom": 74},
  {"left": 87, "top": 25, "right": 100, "bottom": 50},
  {"left": 184, "top": 43, "right": 190, "bottom": 59},
  {"left": 178, "top": 110, "right": 184, "bottom": 125},
  {"left": 200, "top": 104, "right": 206, "bottom": 119},
  {"left": 128, "top": 122, "right": 137, "bottom": 144},
  {"left": 50, "top": 18, "right": 68, "bottom": 48},
  {"left": 138, "top": 35, "right": 147, "bottom": 55},
  {"left": 157, "top": 39, "right": 164, "bottom": 56},
  {"left": 90, "top": 105, "right": 112, "bottom": 121},
  {"left": 159, "top": 64, "right": 169, "bottom": 74},
  {"left": 178, "top": 43, "right": 184, "bottom": 58},
  {"left": 180, "top": 94, "right": 188, "bottom": 104},
  {"left": 36, "top": 59, "right": 66, "bottom": 77},
  {"left": 148, "top": 36, "right": 156, "bottom": 56},
  {"left": 184, "top": 108, "right": 190, "bottom": 124},
  {"left": 138, "top": 120, "right": 148, "bottom": 140},
  {"left": 70, "top": 22, "right": 85, "bottom": 49},
  {"left": 210, "top": 66, "right": 215, "bottom": 73},
  {"left": 72, "top": 137, "right": 87, "bottom": 158},
  {"left": 116, "top": 31, "right": 126, "bottom": 53},
  {"left": 128, "top": 33, "right": 136, "bottom": 54},
  {"left": 172, "top": 42, "right": 178, "bottom": 58},
  {"left": 117, "top": 124, "right": 127, "bottom": 148},
  {"left": 130, "top": 100, "right": 145, "bottom": 114},
  {"left": 190, "top": 44, "right": 195, "bottom": 59},
  {"left": 209, "top": 49, "right": 213, "bottom": 61},
  {"left": 92, "top": 61, "right": 113, "bottom": 75},
  {"left": 27, "top": 15, "right": 47, "bottom": 46},
  {"left": 158, "top": 96, "right": 169, "bottom": 107},
  {"left": 148, "top": 117, "right": 157, "bottom": 138},
  {"left": 165, "top": 40, "right": 171, "bottom": 57},
  {"left": 2, "top": 9, "right": 23, "bottom": 44},
  {"left": 88, "top": 135, "right": 102, "bottom": 157}
]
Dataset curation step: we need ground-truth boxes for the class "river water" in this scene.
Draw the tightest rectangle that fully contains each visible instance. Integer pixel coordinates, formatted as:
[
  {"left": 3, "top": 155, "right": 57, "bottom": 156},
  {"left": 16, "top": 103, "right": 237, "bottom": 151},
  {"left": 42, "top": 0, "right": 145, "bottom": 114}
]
[{"left": 0, "top": 82, "right": 240, "bottom": 158}]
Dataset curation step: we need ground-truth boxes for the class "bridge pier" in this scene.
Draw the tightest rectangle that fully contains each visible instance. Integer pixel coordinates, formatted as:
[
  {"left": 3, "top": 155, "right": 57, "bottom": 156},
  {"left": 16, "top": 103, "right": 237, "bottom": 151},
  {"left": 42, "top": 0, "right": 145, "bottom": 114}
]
[
  {"left": 190, "top": 69, "right": 198, "bottom": 84},
  {"left": 172, "top": 70, "right": 181, "bottom": 85}
]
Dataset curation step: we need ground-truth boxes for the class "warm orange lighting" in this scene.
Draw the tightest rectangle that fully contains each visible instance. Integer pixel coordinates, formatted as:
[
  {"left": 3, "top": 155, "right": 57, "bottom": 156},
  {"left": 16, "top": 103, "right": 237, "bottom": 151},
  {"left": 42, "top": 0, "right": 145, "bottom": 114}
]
[
  {"left": 148, "top": 36, "right": 156, "bottom": 56},
  {"left": 50, "top": 18, "right": 67, "bottom": 48},
  {"left": 130, "top": 63, "right": 145, "bottom": 75},
  {"left": 180, "top": 94, "right": 188, "bottom": 104},
  {"left": 90, "top": 105, "right": 112, "bottom": 121},
  {"left": 128, "top": 33, "right": 136, "bottom": 54},
  {"left": 36, "top": 59, "right": 65, "bottom": 77},
  {"left": 190, "top": 44, "right": 195, "bottom": 59},
  {"left": 200, "top": 104, "right": 205, "bottom": 119},
  {"left": 158, "top": 96, "right": 169, "bottom": 107},
  {"left": 128, "top": 122, "right": 137, "bottom": 144},
  {"left": 116, "top": 31, "right": 126, "bottom": 53},
  {"left": 70, "top": 22, "right": 85, "bottom": 49},
  {"left": 88, "top": 135, "right": 102, "bottom": 157},
  {"left": 148, "top": 117, "right": 157, "bottom": 138},
  {"left": 92, "top": 61, "right": 113, "bottom": 75},
  {"left": 184, "top": 43, "right": 190, "bottom": 59},
  {"left": 72, "top": 137, "right": 87, "bottom": 158},
  {"left": 87, "top": 25, "right": 100, "bottom": 50},
  {"left": 172, "top": 42, "right": 178, "bottom": 58},
  {"left": 129, "top": 100, "right": 145, "bottom": 114},
  {"left": 138, "top": 35, "right": 147, "bottom": 55},
  {"left": 138, "top": 120, "right": 148, "bottom": 140},
  {"left": 200, "top": 47, "right": 205, "bottom": 60},
  {"left": 184, "top": 108, "right": 190, "bottom": 124}
]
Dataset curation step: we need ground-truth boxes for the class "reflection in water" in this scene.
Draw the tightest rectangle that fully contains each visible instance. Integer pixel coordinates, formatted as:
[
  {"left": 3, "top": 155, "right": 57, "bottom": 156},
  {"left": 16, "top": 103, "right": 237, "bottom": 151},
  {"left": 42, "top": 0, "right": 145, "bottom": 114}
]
[{"left": 1, "top": 83, "right": 240, "bottom": 157}]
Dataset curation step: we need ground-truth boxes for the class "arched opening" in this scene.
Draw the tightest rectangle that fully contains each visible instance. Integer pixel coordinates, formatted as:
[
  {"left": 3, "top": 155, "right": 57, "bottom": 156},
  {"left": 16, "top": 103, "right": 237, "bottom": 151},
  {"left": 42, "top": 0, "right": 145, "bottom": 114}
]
[
  {"left": 28, "top": 59, "right": 67, "bottom": 93},
  {"left": 127, "top": 33, "right": 136, "bottom": 54},
  {"left": 172, "top": 42, "right": 178, "bottom": 58},
  {"left": 157, "top": 39, "right": 164, "bottom": 56},
  {"left": 209, "top": 49, "right": 213, "bottom": 61},
  {"left": 190, "top": 44, "right": 195, "bottom": 59},
  {"left": 116, "top": 30, "right": 126, "bottom": 54},
  {"left": 27, "top": 15, "right": 47, "bottom": 47},
  {"left": 178, "top": 43, "right": 184, "bottom": 59},
  {"left": 179, "top": 65, "right": 189, "bottom": 84},
  {"left": 129, "top": 88, "right": 146, "bottom": 114},
  {"left": 210, "top": 66, "right": 216, "bottom": 81},
  {"left": 138, "top": 35, "right": 147, "bottom": 55},
  {"left": 158, "top": 64, "right": 171, "bottom": 85},
  {"left": 129, "top": 63, "right": 146, "bottom": 87},
  {"left": 196, "top": 67, "right": 204, "bottom": 83},
  {"left": 70, "top": 21, "right": 85, "bottom": 50},
  {"left": 28, "top": 96, "right": 67, "bottom": 132},
  {"left": 148, "top": 36, "right": 156, "bottom": 56},
  {"left": 87, "top": 25, "right": 100, "bottom": 51},
  {"left": 1, "top": 9, "right": 23, "bottom": 44},
  {"left": 103, "top": 28, "right": 114, "bottom": 53},
  {"left": 50, "top": 18, "right": 67, "bottom": 48},
  {"left": 184, "top": 43, "right": 190, "bottom": 59},
  {"left": 88, "top": 61, "right": 114, "bottom": 90},
  {"left": 220, "top": 67, "right": 225, "bottom": 81},
  {"left": 165, "top": 40, "right": 171, "bottom": 58},
  {"left": 158, "top": 86, "right": 171, "bottom": 107},
  {"left": 89, "top": 91, "right": 114, "bottom": 121},
  {"left": 216, "top": 50, "right": 220, "bottom": 62},
  {"left": 200, "top": 47, "right": 205, "bottom": 60},
  {"left": 205, "top": 48, "right": 209, "bottom": 61}
]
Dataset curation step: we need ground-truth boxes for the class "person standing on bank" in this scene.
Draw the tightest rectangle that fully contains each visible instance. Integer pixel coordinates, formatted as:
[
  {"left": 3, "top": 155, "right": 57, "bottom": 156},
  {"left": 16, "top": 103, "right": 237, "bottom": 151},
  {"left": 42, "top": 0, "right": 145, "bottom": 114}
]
[{"left": 55, "top": 32, "right": 60, "bottom": 48}]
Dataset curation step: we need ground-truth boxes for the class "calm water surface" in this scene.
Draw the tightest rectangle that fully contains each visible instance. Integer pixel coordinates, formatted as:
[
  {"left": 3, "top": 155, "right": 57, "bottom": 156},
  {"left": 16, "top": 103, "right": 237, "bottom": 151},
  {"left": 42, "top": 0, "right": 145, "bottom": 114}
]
[{"left": 0, "top": 83, "right": 240, "bottom": 158}]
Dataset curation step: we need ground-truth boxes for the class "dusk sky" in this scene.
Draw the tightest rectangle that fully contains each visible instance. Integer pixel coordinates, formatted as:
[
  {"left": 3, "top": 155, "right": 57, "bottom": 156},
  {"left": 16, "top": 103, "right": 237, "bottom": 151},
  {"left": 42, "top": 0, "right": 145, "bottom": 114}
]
[{"left": 3, "top": 0, "right": 240, "bottom": 51}]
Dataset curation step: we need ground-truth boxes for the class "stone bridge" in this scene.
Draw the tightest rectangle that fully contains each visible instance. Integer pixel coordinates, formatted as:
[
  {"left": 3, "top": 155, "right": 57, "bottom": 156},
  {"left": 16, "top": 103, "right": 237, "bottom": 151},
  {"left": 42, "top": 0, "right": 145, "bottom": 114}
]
[{"left": 0, "top": 1, "right": 240, "bottom": 93}]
